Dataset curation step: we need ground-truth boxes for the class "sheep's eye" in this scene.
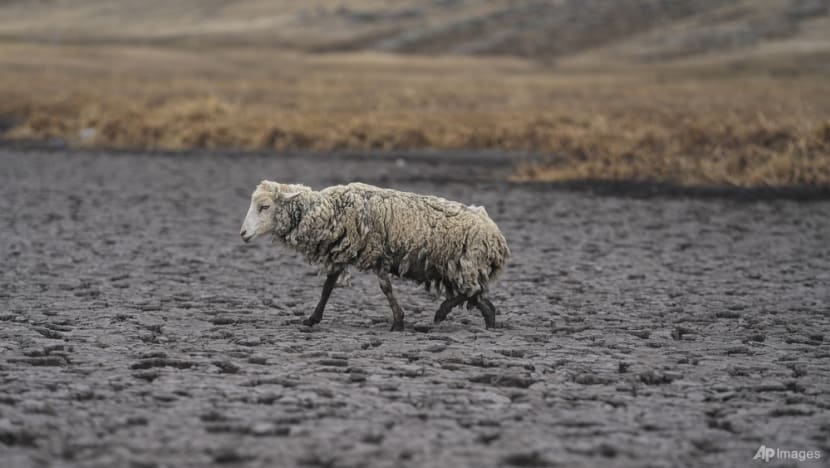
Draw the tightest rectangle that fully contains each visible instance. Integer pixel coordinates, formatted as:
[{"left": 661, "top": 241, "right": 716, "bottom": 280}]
[{"left": 258, "top": 205, "right": 270, "bottom": 212}]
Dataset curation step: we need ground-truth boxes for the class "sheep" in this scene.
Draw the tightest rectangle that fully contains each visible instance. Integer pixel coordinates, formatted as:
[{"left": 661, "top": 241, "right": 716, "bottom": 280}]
[{"left": 240, "top": 180, "right": 509, "bottom": 330}]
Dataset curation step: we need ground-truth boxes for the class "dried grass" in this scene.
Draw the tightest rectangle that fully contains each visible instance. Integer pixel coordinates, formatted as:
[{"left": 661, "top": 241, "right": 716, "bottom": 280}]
[{"left": 1, "top": 43, "right": 828, "bottom": 187}]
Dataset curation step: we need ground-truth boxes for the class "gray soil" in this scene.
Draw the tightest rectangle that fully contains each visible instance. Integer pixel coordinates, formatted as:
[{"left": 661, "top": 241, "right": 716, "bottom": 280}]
[{"left": 1, "top": 148, "right": 829, "bottom": 468}]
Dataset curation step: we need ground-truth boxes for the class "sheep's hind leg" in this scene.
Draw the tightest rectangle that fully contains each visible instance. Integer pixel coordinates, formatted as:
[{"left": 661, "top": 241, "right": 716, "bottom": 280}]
[
  {"left": 469, "top": 295, "right": 496, "bottom": 329},
  {"left": 377, "top": 274, "right": 405, "bottom": 331},
  {"left": 480, "top": 296, "right": 496, "bottom": 315},
  {"left": 303, "top": 271, "right": 341, "bottom": 327},
  {"left": 434, "top": 295, "right": 467, "bottom": 324}
]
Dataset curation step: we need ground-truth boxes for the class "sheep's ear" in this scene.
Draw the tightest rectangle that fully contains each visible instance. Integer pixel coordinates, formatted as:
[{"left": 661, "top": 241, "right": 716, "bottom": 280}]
[{"left": 282, "top": 191, "right": 302, "bottom": 200}]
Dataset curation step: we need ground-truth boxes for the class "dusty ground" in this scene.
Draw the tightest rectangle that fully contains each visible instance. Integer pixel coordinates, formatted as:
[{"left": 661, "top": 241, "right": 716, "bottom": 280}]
[{"left": 1, "top": 148, "right": 829, "bottom": 468}]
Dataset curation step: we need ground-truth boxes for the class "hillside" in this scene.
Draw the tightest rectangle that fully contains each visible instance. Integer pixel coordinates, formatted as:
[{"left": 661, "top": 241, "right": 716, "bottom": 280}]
[
  {"left": 1, "top": 0, "right": 828, "bottom": 62},
  {"left": 0, "top": 0, "right": 828, "bottom": 187}
]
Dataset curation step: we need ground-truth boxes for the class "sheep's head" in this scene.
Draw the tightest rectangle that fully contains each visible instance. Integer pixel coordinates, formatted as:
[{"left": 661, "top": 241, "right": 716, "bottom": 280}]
[{"left": 240, "top": 180, "right": 309, "bottom": 242}]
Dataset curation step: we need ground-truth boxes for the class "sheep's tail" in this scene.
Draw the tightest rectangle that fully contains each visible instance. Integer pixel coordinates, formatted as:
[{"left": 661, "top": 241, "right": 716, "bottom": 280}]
[
  {"left": 486, "top": 233, "right": 510, "bottom": 284},
  {"left": 464, "top": 219, "right": 509, "bottom": 297}
]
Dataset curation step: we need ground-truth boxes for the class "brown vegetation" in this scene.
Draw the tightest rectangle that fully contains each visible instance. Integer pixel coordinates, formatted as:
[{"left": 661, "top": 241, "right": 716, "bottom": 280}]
[
  {"left": 2, "top": 0, "right": 829, "bottom": 187},
  {"left": 0, "top": 40, "right": 828, "bottom": 187}
]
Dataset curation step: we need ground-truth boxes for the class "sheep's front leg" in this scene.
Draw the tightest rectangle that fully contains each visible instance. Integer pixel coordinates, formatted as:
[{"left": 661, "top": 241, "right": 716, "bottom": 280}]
[
  {"left": 377, "top": 274, "right": 405, "bottom": 331},
  {"left": 433, "top": 295, "right": 467, "bottom": 324},
  {"left": 303, "top": 271, "right": 341, "bottom": 327}
]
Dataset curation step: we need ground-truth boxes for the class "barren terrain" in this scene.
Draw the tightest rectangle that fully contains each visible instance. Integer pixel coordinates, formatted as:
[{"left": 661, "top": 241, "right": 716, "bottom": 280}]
[{"left": 1, "top": 148, "right": 829, "bottom": 467}]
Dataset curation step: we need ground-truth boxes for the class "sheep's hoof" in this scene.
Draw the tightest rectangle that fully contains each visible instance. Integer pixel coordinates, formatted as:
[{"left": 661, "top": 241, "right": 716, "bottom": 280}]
[
  {"left": 482, "top": 313, "right": 496, "bottom": 329},
  {"left": 302, "top": 317, "right": 320, "bottom": 327},
  {"left": 390, "top": 321, "right": 404, "bottom": 332}
]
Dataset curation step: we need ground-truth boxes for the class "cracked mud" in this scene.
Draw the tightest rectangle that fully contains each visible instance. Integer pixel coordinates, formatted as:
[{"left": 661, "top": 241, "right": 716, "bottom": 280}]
[{"left": 1, "top": 148, "right": 829, "bottom": 467}]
